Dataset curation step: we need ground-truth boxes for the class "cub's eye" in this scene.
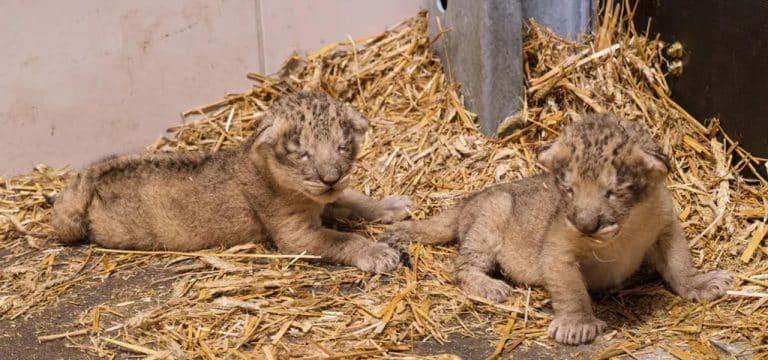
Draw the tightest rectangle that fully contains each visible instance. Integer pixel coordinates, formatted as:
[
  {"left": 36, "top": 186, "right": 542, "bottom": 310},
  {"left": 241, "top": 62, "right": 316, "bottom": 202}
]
[
  {"left": 605, "top": 190, "right": 616, "bottom": 200},
  {"left": 337, "top": 144, "right": 349, "bottom": 152},
  {"left": 562, "top": 185, "right": 574, "bottom": 197},
  {"left": 293, "top": 150, "right": 310, "bottom": 161}
]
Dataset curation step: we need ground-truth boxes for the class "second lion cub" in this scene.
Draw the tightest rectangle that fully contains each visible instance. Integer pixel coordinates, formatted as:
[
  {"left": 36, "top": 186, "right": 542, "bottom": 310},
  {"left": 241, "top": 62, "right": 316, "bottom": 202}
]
[{"left": 383, "top": 113, "right": 732, "bottom": 345}]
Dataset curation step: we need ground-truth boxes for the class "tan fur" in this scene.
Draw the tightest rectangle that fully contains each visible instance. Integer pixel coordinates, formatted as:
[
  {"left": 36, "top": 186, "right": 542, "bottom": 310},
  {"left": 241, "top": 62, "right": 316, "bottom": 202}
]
[
  {"left": 51, "top": 91, "right": 411, "bottom": 273},
  {"left": 383, "top": 113, "right": 732, "bottom": 344}
]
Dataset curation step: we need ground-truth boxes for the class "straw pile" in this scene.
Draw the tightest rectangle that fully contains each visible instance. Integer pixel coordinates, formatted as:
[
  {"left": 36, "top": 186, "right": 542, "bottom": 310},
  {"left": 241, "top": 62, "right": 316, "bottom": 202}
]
[{"left": 2, "top": 3, "right": 768, "bottom": 359}]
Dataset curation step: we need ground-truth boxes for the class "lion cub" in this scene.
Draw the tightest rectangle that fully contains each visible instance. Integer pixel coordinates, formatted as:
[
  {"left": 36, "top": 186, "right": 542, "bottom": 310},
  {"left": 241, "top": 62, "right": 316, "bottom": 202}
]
[
  {"left": 383, "top": 113, "right": 732, "bottom": 344},
  {"left": 51, "top": 91, "right": 411, "bottom": 273}
]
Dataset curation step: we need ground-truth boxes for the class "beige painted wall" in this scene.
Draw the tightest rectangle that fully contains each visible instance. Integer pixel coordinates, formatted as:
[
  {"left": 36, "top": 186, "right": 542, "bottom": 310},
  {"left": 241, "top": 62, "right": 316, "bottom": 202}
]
[
  {"left": 0, "top": 0, "right": 421, "bottom": 175},
  {"left": 259, "top": 0, "right": 423, "bottom": 72}
]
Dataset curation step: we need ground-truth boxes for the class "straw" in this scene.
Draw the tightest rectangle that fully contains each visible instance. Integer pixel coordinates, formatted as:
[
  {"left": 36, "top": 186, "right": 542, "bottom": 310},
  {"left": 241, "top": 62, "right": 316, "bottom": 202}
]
[{"left": 1, "top": 4, "right": 767, "bottom": 358}]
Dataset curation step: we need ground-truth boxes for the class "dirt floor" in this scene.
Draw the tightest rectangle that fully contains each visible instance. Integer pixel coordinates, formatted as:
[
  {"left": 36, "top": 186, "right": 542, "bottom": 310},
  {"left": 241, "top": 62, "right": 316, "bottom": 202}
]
[
  {"left": 0, "top": 258, "right": 605, "bottom": 359},
  {"left": 0, "top": 263, "right": 172, "bottom": 360},
  {"left": 0, "top": 252, "right": 755, "bottom": 359}
]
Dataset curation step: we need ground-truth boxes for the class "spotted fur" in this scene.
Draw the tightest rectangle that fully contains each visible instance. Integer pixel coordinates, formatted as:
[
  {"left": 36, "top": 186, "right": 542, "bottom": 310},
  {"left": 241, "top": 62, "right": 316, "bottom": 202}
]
[
  {"left": 539, "top": 113, "right": 670, "bottom": 234},
  {"left": 383, "top": 113, "right": 732, "bottom": 345},
  {"left": 50, "top": 91, "right": 411, "bottom": 273}
]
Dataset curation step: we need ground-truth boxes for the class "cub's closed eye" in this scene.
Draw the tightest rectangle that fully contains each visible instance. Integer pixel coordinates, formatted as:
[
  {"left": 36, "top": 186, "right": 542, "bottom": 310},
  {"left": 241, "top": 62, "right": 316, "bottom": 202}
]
[
  {"left": 605, "top": 190, "right": 615, "bottom": 199},
  {"left": 338, "top": 144, "right": 349, "bottom": 152},
  {"left": 293, "top": 150, "right": 310, "bottom": 160}
]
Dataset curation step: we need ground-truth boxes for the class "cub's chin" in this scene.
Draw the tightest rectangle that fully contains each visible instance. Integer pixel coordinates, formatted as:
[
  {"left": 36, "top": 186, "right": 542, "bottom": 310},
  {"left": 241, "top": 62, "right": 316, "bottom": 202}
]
[
  {"left": 301, "top": 182, "right": 347, "bottom": 204},
  {"left": 591, "top": 224, "right": 621, "bottom": 244},
  {"left": 565, "top": 219, "right": 622, "bottom": 246}
]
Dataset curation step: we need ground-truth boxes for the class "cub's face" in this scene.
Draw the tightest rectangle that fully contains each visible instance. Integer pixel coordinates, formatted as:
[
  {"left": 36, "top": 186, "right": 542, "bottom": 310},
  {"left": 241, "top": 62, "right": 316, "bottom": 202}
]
[
  {"left": 255, "top": 91, "right": 368, "bottom": 203},
  {"left": 538, "top": 114, "right": 669, "bottom": 240}
]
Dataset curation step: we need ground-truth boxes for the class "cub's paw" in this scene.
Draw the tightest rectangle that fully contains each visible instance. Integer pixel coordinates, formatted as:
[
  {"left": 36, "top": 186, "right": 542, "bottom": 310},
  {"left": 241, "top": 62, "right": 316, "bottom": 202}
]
[
  {"left": 463, "top": 277, "right": 513, "bottom": 303},
  {"left": 682, "top": 270, "right": 733, "bottom": 302},
  {"left": 353, "top": 242, "right": 401, "bottom": 273},
  {"left": 548, "top": 314, "right": 606, "bottom": 345},
  {"left": 372, "top": 195, "right": 412, "bottom": 224}
]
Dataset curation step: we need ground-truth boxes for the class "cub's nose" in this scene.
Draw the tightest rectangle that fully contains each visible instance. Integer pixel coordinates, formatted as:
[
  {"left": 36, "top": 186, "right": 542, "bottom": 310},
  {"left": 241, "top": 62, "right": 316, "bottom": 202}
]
[
  {"left": 321, "top": 173, "right": 340, "bottom": 186},
  {"left": 569, "top": 215, "right": 602, "bottom": 235},
  {"left": 579, "top": 221, "right": 601, "bottom": 235}
]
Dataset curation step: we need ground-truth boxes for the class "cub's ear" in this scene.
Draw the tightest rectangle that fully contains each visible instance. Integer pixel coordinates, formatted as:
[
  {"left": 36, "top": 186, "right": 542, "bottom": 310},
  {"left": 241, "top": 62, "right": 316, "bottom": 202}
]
[
  {"left": 537, "top": 141, "right": 565, "bottom": 171},
  {"left": 620, "top": 120, "right": 670, "bottom": 177},
  {"left": 635, "top": 145, "right": 670, "bottom": 177},
  {"left": 252, "top": 112, "right": 276, "bottom": 146},
  {"left": 345, "top": 105, "right": 369, "bottom": 144}
]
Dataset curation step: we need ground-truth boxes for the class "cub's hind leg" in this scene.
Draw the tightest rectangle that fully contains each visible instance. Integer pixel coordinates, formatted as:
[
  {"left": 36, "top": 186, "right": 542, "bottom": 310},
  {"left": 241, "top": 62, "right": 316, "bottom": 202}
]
[
  {"left": 50, "top": 174, "right": 93, "bottom": 244},
  {"left": 50, "top": 154, "right": 144, "bottom": 245},
  {"left": 379, "top": 207, "right": 460, "bottom": 246},
  {"left": 454, "top": 224, "right": 512, "bottom": 303},
  {"left": 452, "top": 193, "right": 521, "bottom": 303}
]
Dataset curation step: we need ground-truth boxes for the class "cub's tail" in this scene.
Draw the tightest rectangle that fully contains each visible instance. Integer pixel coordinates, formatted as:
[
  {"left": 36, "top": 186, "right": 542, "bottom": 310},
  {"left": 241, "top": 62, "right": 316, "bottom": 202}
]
[{"left": 381, "top": 207, "right": 460, "bottom": 246}]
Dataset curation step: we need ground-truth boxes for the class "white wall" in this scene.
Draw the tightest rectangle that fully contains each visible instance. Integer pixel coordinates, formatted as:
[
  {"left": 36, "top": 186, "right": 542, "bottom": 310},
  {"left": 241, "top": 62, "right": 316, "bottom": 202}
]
[
  {"left": 259, "top": 0, "right": 422, "bottom": 72},
  {"left": 0, "top": 0, "right": 421, "bottom": 175}
]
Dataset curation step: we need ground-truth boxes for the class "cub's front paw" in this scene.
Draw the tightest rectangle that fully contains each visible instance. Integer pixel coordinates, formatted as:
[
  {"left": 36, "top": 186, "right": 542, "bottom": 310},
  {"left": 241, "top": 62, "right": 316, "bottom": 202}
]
[
  {"left": 353, "top": 242, "right": 400, "bottom": 273},
  {"left": 373, "top": 195, "right": 412, "bottom": 224},
  {"left": 463, "top": 277, "right": 513, "bottom": 303},
  {"left": 548, "top": 314, "right": 606, "bottom": 345},
  {"left": 682, "top": 270, "right": 733, "bottom": 302}
]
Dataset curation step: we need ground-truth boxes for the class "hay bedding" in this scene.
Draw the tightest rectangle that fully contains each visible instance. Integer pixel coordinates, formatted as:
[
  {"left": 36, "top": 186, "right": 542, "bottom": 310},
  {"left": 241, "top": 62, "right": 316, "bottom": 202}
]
[{"left": 2, "top": 3, "right": 768, "bottom": 359}]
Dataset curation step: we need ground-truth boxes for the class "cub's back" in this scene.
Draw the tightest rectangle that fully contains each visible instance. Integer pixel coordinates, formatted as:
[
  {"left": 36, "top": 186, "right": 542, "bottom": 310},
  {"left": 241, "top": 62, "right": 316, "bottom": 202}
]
[{"left": 85, "top": 151, "right": 264, "bottom": 250}]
